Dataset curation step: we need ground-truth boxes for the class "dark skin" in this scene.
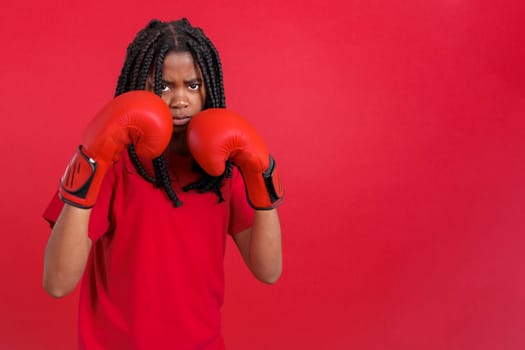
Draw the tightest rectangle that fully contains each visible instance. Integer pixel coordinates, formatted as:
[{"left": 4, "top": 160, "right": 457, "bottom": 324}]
[
  {"left": 152, "top": 52, "right": 206, "bottom": 156},
  {"left": 43, "top": 51, "right": 282, "bottom": 298}
]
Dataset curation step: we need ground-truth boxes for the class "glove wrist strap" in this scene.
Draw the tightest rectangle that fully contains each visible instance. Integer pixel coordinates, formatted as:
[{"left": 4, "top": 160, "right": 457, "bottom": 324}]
[{"left": 59, "top": 146, "right": 98, "bottom": 208}]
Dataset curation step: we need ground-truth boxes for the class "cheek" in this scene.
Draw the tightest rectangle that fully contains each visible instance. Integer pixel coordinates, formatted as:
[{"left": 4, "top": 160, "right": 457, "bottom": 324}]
[
  {"left": 190, "top": 90, "right": 206, "bottom": 109},
  {"left": 160, "top": 95, "right": 170, "bottom": 106}
]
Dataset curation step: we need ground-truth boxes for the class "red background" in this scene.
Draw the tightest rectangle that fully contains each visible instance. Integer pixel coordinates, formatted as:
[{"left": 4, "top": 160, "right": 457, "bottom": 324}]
[{"left": 1, "top": 0, "right": 525, "bottom": 349}]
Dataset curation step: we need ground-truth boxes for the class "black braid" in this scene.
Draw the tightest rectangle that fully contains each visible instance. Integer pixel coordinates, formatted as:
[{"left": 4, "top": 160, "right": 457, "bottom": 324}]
[
  {"left": 128, "top": 144, "right": 157, "bottom": 185},
  {"left": 131, "top": 32, "right": 162, "bottom": 89},
  {"left": 114, "top": 18, "right": 232, "bottom": 207},
  {"left": 182, "top": 161, "right": 233, "bottom": 203},
  {"left": 153, "top": 157, "right": 183, "bottom": 207},
  {"left": 154, "top": 44, "right": 170, "bottom": 96}
]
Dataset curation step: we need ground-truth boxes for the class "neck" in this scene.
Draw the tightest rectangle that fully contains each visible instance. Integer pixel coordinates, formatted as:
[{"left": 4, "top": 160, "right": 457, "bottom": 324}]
[{"left": 168, "top": 132, "right": 191, "bottom": 157}]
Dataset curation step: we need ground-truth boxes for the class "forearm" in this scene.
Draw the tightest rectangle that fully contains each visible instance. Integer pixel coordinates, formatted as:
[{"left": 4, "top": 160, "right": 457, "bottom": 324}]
[
  {"left": 248, "top": 209, "right": 282, "bottom": 284},
  {"left": 186, "top": 108, "right": 284, "bottom": 282},
  {"left": 43, "top": 204, "right": 92, "bottom": 298}
]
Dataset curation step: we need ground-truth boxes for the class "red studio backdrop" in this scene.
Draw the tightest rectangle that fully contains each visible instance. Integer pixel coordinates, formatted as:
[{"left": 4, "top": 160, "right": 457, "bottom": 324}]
[{"left": 1, "top": 0, "right": 524, "bottom": 349}]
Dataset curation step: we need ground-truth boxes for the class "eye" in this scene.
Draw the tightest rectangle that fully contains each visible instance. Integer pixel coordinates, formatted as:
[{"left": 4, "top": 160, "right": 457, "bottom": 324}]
[
  {"left": 160, "top": 82, "right": 170, "bottom": 93},
  {"left": 188, "top": 82, "right": 201, "bottom": 91}
]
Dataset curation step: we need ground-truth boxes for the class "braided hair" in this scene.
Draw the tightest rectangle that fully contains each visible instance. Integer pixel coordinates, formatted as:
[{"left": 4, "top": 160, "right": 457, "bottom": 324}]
[{"left": 115, "top": 18, "right": 232, "bottom": 207}]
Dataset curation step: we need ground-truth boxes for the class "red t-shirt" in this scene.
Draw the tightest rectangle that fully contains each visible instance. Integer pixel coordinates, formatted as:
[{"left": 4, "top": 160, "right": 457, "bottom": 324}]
[{"left": 43, "top": 152, "right": 254, "bottom": 350}]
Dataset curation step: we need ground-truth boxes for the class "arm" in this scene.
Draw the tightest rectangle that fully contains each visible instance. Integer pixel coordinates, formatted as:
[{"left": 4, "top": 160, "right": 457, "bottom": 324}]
[
  {"left": 43, "top": 205, "right": 92, "bottom": 297},
  {"left": 186, "top": 108, "right": 285, "bottom": 284},
  {"left": 233, "top": 209, "right": 282, "bottom": 284},
  {"left": 42, "top": 91, "right": 173, "bottom": 297}
]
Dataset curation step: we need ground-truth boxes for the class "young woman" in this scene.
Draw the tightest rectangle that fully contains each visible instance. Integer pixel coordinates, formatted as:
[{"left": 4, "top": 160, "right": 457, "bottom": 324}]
[{"left": 43, "top": 18, "right": 284, "bottom": 350}]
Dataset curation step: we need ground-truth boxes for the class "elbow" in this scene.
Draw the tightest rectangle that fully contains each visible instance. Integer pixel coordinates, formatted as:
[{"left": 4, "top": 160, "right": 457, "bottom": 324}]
[
  {"left": 43, "top": 282, "right": 73, "bottom": 298},
  {"left": 45, "top": 289, "right": 69, "bottom": 299},
  {"left": 42, "top": 274, "right": 75, "bottom": 298},
  {"left": 43, "top": 285, "right": 68, "bottom": 298},
  {"left": 260, "top": 275, "right": 281, "bottom": 285},
  {"left": 249, "top": 256, "right": 283, "bottom": 285},
  {"left": 255, "top": 267, "right": 282, "bottom": 285}
]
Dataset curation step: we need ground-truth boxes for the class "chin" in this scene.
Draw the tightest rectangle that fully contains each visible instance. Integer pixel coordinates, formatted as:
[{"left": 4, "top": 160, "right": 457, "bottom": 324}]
[{"left": 172, "top": 125, "right": 188, "bottom": 134}]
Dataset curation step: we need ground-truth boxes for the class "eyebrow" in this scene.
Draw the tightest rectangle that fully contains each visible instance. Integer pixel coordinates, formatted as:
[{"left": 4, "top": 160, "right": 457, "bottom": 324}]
[
  {"left": 186, "top": 78, "right": 203, "bottom": 84},
  {"left": 161, "top": 78, "right": 203, "bottom": 84}
]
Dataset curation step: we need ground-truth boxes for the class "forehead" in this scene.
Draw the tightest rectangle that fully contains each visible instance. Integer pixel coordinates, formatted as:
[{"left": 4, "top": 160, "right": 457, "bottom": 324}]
[{"left": 162, "top": 51, "right": 202, "bottom": 79}]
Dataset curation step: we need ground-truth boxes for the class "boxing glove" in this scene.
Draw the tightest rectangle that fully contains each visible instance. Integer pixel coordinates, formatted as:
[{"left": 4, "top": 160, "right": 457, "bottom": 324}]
[
  {"left": 59, "top": 91, "right": 173, "bottom": 208},
  {"left": 186, "top": 108, "right": 284, "bottom": 210}
]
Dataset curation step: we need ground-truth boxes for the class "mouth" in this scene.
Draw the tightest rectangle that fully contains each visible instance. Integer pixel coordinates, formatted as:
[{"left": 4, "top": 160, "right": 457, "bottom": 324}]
[{"left": 172, "top": 115, "right": 191, "bottom": 127}]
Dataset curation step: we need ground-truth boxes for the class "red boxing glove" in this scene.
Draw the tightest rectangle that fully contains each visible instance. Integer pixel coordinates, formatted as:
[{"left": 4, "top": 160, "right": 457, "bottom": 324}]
[
  {"left": 59, "top": 91, "right": 173, "bottom": 208},
  {"left": 186, "top": 108, "right": 284, "bottom": 210}
]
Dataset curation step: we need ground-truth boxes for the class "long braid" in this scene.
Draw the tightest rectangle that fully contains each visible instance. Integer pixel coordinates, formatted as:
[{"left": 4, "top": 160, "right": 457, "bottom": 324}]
[
  {"left": 128, "top": 144, "right": 157, "bottom": 184},
  {"left": 153, "top": 44, "right": 170, "bottom": 96},
  {"left": 131, "top": 32, "right": 162, "bottom": 89},
  {"left": 115, "top": 26, "right": 159, "bottom": 96},
  {"left": 153, "top": 157, "right": 183, "bottom": 207},
  {"left": 115, "top": 18, "right": 232, "bottom": 207}
]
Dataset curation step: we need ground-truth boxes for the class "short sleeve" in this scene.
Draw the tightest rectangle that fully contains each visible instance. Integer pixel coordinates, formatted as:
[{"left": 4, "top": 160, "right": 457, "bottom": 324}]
[
  {"left": 41, "top": 166, "right": 116, "bottom": 242},
  {"left": 228, "top": 167, "right": 254, "bottom": 235},
  {"left": 42, "top": 192, "right": 65, "bottom": 228}
]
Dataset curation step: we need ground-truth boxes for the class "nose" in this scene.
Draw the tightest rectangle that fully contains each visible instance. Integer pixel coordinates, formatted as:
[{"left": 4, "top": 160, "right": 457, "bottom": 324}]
[{"left": 165, "top": 88, "right": 189, "bottom": 109}]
